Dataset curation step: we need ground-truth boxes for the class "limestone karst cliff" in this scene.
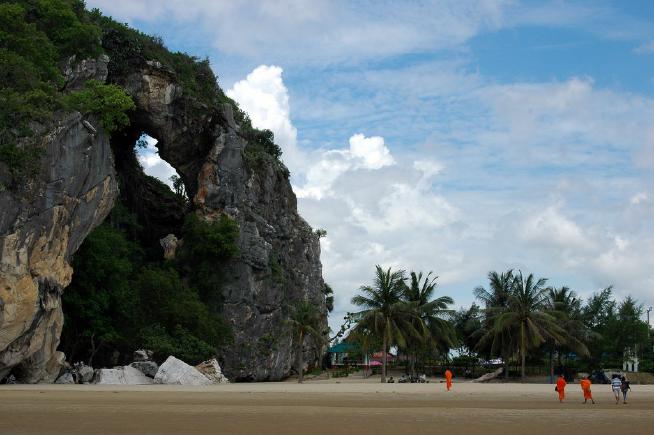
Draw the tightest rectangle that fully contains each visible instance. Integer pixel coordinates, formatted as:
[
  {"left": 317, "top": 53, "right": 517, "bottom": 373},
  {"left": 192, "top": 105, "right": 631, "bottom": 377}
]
[{"left": 0, "top": 2, "right": 327, "bottom": 382}]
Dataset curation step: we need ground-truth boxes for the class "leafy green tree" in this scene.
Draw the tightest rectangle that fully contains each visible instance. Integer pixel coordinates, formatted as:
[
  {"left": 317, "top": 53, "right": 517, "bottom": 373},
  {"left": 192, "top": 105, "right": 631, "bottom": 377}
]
[
  {"left": 63, "top": 79, "right": 135, "bottom": 132},
  {"left": 351, "top": 266, "right": 416, "bottom": 383},
  {"left": 61, "top": 221, "right": 141, "bottom": 365},
  {"left": 177, "top": 213, "right": 239, "bottom": 307},
  {"left": 615, "top": 296, "right": 649, "bottom": 363},
  {"left": 323, "top": 284, "right": 334, "bottom": 313},
  {"left": 452, "top": 303, "right": 483, "bottom": 358},
  {"left": 170, "top": 174, "right": 187, "bottom": 200},
  {"left": 288, "top": 300, "right": 325, "bottom": 383},
  {"left": 582, "top": 287, "right": 618, "bottom": 367}
]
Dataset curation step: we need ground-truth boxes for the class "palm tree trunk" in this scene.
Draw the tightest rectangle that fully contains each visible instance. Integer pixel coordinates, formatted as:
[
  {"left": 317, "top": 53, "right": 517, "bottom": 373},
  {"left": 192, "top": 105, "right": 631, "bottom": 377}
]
[
  {"left": 298, "top": 331, "right": 304, "bottom": 384},
  {"left": 381, "top": 333, "right": 387, "bottom": 383},
  {"left": 549, "top": 348, "right": 554, "bottom": 384},
  {"left": 520, "top": 322, "right": 526, "bottom": 382}
]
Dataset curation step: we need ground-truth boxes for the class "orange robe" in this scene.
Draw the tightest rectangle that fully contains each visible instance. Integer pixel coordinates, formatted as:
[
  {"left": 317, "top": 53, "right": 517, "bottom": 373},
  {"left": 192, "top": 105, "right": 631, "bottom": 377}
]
[
  {"left": 556, "top": 377, "right": 567, "bottom": 401},
  {"left": 445, "top": 370, "right": 453, "bottom": 391},
  {"left": 580, "top": 379, "right": 593, "bottom": 400}
]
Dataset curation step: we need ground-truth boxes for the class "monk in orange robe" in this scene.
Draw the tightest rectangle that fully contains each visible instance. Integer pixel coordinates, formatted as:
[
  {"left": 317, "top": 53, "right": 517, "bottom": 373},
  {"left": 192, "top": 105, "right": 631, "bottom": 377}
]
[
  {"left": 445, "top": 369, "right": 453, "bottom": 391},
  {"left": 556, "top": 374, "right": 566, "bottom": 402},
  {"left": 580, "top": 376, "right": 595, "bottom": 404}
]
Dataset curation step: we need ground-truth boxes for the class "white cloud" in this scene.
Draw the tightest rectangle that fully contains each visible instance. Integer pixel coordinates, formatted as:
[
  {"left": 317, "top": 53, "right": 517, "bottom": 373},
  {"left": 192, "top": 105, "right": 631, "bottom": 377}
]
[
  {"left": 294, "top": 133, "right": 395, "bottom": 200},
  {"left": 87, "top": 0, "right": 512, "bottom": 64},
  {"left": 226, "top": 65, "right": 302, "bottom": 169},
  {"left": 634, "top": 40, "right": 654, "bottom": 54},
  {"left": 520, "top": 205, "right": 590, "bottom": 249},
  {"left": 347, "top": 134, "right": 395, "bottom": 169}
]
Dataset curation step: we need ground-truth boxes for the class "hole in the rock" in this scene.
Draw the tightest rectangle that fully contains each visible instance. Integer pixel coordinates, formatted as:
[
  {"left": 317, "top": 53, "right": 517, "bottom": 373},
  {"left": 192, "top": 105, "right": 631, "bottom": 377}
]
[
  {"left": 59, "top": 126, "right": 234, "bottom": 371},
  {"left": 135, "top": 134, "right": 186, "bottom": 199}
]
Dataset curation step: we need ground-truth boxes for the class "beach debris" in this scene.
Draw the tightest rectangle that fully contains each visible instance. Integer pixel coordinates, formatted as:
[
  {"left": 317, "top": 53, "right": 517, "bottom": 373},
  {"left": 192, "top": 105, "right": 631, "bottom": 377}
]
[
  {"left": 471, "top": 367, "right": 504, "bottom": 383},
  {"left": 93, "top": 366, "right": 154, "bottom": 385},
  {"left": 195, "top": 359, "right": 230, "bottom": 384},
  {"left": 130, "top": 361, "right": 158, "bottom": 378},
  {"left": 154, "top": 356, "right": 212, "bottom": 385}
]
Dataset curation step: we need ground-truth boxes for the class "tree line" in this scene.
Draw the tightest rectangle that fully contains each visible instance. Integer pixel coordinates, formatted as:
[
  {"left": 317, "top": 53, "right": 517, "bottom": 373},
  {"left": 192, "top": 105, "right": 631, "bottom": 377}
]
[{"left": 331, "top": 266, "right": 653, "bottom": 383}]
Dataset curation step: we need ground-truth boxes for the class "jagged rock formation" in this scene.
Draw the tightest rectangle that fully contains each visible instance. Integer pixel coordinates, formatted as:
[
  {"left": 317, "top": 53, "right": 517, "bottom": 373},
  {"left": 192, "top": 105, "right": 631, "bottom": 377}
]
[
  {"left": 0, "top": 108, "right": 118, "bottom": 382},
  {"left": 0, "top": 45, "right": 326, "bottom": 381}
]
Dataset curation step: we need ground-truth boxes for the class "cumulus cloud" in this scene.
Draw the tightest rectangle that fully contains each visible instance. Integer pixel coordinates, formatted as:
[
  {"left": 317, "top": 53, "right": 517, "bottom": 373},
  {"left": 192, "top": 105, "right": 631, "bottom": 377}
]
[
  {"left": 226, "top": 65, "right": 302, "bottom": 168},
  {"left": 293, "top": 133, "right": 395, "bottom": 200}
]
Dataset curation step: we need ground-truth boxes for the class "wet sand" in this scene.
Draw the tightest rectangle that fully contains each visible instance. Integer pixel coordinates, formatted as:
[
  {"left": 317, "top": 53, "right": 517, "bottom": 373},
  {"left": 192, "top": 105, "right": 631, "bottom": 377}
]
[{"left": 0, "top": 382, "right": 652, "bottom": 434}]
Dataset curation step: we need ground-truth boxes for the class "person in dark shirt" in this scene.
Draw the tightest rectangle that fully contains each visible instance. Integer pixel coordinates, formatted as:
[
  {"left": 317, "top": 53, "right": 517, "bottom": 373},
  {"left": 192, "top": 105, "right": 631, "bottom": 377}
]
[{"left": 621, "top": 376, "right": 631, "bottom": 404}]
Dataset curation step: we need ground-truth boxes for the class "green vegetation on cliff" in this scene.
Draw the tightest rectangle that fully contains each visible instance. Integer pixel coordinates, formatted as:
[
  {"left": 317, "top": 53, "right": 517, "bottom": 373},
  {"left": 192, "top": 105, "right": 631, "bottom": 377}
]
[
  {"left": 0, "top": 1, "right": 134, "bottom": 187},
  {"left": 61, "top": 200, "right": 239, "bottom": 366}
]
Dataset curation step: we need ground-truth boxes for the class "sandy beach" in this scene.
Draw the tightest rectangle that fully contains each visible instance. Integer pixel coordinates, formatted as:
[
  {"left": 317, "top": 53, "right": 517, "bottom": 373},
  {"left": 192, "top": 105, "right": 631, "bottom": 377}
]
[{"left": 1, "top": 381, "right": 652, "bottom": 435}]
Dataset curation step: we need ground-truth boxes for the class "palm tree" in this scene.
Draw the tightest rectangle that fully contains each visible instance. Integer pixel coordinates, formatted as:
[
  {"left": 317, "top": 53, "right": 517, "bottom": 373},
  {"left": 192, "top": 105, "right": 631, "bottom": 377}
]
[
  {"left": 492, "top": 271, "right": 567, "bottom": 381},
  {"left": 403, "top": 271, "right": 455, "bottom": 376},
  {"left": 288, "top": 299, "right": 325, "bottom": 383},
  {"left": 546, "top": 286, "right": 590, "bottom": 381},
  {"left": 474, "top": 270, "right": 515, "bottom": 379},
  {"left": 351, "top": 265, "right": 415, "bottom": 383}
]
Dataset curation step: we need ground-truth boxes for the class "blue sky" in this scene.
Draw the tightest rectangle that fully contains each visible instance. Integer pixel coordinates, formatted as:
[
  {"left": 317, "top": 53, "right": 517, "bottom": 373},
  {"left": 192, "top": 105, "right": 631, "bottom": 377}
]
[{"left": 88, "top": 0, "right": 654, "bottom": 330}]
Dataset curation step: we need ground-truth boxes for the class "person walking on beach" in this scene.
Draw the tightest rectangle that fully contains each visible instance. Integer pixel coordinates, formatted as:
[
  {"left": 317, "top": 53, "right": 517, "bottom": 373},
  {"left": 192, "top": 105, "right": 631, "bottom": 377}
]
[
  {"left": 580, "top": 376, "right": 595, "bottom": 404},
  {"left": 621, "top": 376, "right": 631, "bottom": 404},
  {"left": 444, "top": 369, "right": 453, "bottom": 391},
  {"left": 556, "top": 374, "right": 566, "bottom": 402},
  {"left": 611, "top": 374, "right": 622, "bottom": 404}
]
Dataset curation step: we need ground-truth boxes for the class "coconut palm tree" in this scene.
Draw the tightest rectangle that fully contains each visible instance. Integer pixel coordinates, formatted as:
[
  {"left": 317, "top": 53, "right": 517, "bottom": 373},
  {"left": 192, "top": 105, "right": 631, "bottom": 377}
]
[
  {"left": 288, "top": 299, "right": 325, "bottom": 383},
  {"left": 403, "top": 271, "right": 455, "bottom": 376},
  {"left": 351, "top": 265, "right": 416, "bottom": 383},
  {"left": 474, "top": 269, "right": 515, "bottom": 379},
  {"left": 491, "top": 271, "right": 567, "bottom": 381},
  {"left": 546, "top": 286, "right": 591, "bottom": 380}
]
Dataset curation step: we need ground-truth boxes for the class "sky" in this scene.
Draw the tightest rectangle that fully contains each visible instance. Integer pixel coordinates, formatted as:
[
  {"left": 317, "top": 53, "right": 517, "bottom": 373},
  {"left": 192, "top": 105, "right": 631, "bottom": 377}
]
[{"left": 87, "top": 0, "right": 654, "bottom": 331}]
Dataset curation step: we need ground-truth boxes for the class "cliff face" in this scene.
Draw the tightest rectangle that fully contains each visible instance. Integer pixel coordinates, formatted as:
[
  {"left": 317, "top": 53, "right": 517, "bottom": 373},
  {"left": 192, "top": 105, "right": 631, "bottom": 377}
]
[
  {"left": 112, "top": 60, "right": 326, "bottom": 381},
  {"left": 0, "top": 54, "right": 326, "bottom": 382},
  {"left": 0, "top": 110, "right": 118, "bottom": 382}
]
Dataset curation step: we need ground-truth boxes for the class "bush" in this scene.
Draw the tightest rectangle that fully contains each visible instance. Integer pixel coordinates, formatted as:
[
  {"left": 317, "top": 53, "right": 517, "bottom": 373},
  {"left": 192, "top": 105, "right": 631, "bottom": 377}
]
[
  {"left": 141, "top": 324, "right": 217, "bottom": 365},
  {"left": 64, "top": 79, "right": 135, "bottom": 132}
]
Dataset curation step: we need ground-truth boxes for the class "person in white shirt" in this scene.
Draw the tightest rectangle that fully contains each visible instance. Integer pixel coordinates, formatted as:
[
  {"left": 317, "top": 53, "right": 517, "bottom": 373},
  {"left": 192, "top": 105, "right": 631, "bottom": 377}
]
[{"left": 611, "top": 375, "right": 623, "bottom": 404}]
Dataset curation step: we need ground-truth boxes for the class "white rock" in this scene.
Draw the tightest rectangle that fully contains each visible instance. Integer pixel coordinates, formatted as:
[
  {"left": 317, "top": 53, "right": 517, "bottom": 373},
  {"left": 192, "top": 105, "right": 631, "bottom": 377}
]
[
  {"left": 154, "top": 356, "right": 212, "bottom": 385},
  {"left": 93, "top": 366, "right": 154, "bottom": 385},
  {"left": 195, "top": 358, "right": 230, "bottom": 384}
]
